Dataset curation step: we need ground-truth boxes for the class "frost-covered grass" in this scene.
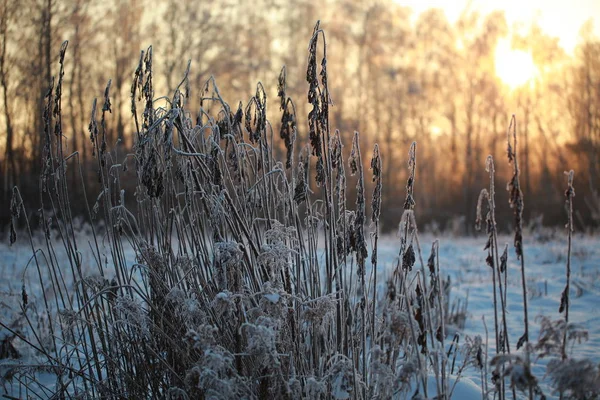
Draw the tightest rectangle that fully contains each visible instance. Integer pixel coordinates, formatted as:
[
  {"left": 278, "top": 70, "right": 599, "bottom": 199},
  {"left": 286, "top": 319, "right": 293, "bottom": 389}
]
[
  {"left": 3, "top": 233, "right": 599, "bottom": 399},
  {"left": 425, "top": 233, "right": 600, "bottom": 398},
  {"left": 2, "top": 24, "right": 600, "bottom": 400}
]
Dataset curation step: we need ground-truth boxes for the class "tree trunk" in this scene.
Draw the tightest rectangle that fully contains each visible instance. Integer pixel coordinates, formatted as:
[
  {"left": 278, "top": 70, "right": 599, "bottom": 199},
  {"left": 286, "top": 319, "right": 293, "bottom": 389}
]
[{"left": 0, "top": 0, "right": 16, "bottom": 192}]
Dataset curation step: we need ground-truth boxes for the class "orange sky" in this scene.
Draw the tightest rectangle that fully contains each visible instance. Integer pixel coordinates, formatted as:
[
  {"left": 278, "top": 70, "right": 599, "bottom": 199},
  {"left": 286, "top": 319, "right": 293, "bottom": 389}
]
[{"left": 397, "top": 0, "right": 599, "bottom": 54}]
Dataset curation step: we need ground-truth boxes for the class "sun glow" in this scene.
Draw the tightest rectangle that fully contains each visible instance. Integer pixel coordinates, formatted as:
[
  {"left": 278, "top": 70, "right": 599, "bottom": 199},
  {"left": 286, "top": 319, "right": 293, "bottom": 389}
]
[{"left": 494, "top": 38, "right": 538, "bottom": 89}]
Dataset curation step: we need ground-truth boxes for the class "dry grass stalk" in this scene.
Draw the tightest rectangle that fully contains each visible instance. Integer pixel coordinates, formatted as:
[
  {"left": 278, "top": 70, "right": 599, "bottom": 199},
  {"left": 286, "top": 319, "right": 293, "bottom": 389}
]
[
  {"left": 506, "top": 116, "right": 532, "bottom": 400},
  {"left": 560, "top": 170, "right": 575, "bottom": 361}
]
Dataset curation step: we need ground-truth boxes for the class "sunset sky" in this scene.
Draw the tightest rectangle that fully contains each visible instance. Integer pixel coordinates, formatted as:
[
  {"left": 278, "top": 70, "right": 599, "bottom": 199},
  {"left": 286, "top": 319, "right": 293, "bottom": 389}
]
[{"left": 398, "top": 0, "right": 599, "bottom": 54}]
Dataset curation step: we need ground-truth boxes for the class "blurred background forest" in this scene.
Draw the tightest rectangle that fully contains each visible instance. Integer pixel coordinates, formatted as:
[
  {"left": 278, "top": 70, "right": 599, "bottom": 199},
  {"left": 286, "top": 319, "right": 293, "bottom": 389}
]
[{"left": 0, "top": 0, "right": 599, "bottom": 233}]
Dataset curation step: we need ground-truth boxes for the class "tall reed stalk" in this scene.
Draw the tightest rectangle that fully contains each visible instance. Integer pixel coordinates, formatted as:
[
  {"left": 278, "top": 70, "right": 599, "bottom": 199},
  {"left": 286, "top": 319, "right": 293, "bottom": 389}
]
[
  {"left": 507, "top": 115, "right": 533, "bottom": 400},
  {"left": 560, "top": 170, "right": 575, "bottom": 361}
]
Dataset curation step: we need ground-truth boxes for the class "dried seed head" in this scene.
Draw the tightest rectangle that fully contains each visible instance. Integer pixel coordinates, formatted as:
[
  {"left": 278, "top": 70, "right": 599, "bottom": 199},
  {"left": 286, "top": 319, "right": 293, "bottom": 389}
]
[
  {"left": 507, "top": 115, "right": 516, "bottom": 164},
  {"left": 371, "top": 144, "right": 382, "bottom": 224},
  {"left": 371, "top": 144, "right": 381, "bottom": 181},
  {"left": 486, "top": 155, "right": 495, "bottom": 174},
  {"left": 141, "top": 149, "right": 164, "bottom": 198},
  {"left": 142, "top": 46, "right": 154, "bottom": 131},
  {"left": 131, "top": 50, "right": 144, "bottom": 135},
  {"left": 559, "top": 287, "right": 568, "bottom": 314},
  {"left": 9, "top": 222, "right": 16, "bottom": 246},
  {"left": 403, "top": 142, "right": 417, "bottom": 210},
  {"left": 350, "top": 132, "right": 368, "bottom": 276},
  {"left": 402, "top": 244, "right": 415, "bottom": 272},
  {"left": 89, "top": 98, "right": 98, "bottom": 154},
  {"left": 9, "top": 190, "right": 21, "bottom": 245},
  {"left": 280, "top": 98, "right": 296, "bottom": 169},
  {"left": 500, "top": 244, "right": 508, "bottom": 273},
  {"left": 485, "top": 155, "right": 497, "bottom": 205},
  {"left": 427, "top": 242, "right": 436, "bottom": 275},
  {"left": 245, "top": 83, "right": 267, "bottom": 144},
  {"left": 102, "top": 80, "right": 112, "bottom": 113},
  {"left": 277, "top": 65, "right": 287, "bottom": 110},
  {"left": 330, "top": 130, "right": 342, "bottom": 169},
  {"left": 21, "top": 284, "right": 28, "bottom": 307},
  {"left": 475, "top": 188, "right": 490, "bottom": 231},
  {"left": 564, "top": 170, "right": 575, "bottom": 203},
  {"left": 506, "top": 116, "right": 524, "bottom": 259},
  {"left": 332, "top": 130, "right": 347, "bottom": 215},
  {"left": 293, "top": 161, "right": 307, "bottom": 204},
  {"left": 348, "top": 136, "right": 358, "bottom": 176},
  {"left": 307, "top": 21, "right": 331, "bottom": 188},
  {"left": 99, "top": 80, "right": 112, "bottom": 166}
]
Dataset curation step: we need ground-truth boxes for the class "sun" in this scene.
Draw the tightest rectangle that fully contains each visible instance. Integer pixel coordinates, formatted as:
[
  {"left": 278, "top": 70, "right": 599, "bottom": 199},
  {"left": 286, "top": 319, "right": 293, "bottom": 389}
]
[{"left": 494, "top": 38, "right": 538, "bottom": 89}]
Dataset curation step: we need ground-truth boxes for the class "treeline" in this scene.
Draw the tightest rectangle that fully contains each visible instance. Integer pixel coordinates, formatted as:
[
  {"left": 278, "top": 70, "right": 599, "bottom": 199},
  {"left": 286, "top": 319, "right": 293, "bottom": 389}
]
[{"left": 0, "top": 0, "right": 599, "bottom": 233}]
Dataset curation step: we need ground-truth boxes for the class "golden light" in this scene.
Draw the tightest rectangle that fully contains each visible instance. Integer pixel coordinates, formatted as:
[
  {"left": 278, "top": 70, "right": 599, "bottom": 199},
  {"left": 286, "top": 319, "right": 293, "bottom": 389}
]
[{"left": 494, "top": 38, "right": 538, "bottom": 89}]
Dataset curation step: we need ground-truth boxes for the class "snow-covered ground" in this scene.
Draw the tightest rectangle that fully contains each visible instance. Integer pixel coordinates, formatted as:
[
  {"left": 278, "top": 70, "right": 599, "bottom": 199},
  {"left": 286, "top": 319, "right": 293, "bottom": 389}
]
[
  {"left": 381, "top": 232, "right": 600, "bottom": 398},
  {"left": 2, "top": 230, "right": 599, "bottom": 398}
]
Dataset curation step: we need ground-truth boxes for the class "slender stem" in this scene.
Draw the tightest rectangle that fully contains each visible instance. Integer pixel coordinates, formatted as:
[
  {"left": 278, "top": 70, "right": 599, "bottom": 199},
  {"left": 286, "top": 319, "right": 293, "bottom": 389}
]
[{"left": 562, "top": 171, "right": 575, "bottom": 361}]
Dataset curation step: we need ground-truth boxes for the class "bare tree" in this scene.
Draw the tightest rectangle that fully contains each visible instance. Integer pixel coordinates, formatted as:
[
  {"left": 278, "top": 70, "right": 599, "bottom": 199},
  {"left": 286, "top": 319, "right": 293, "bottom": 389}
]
[
  {"left": 569, "top": 21, "right": 600, "bottom": 221},
  {"left": 0, "top": 0, "right": 17, "bottom": 193}
]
